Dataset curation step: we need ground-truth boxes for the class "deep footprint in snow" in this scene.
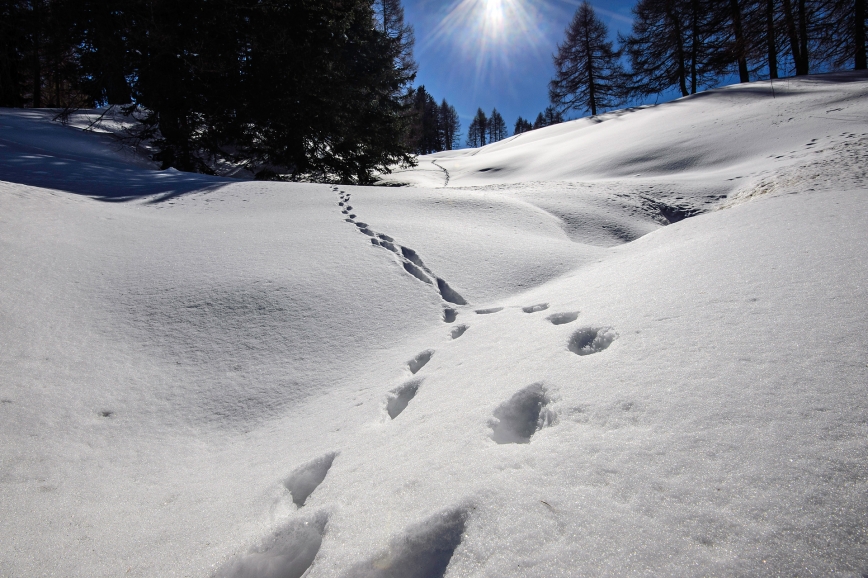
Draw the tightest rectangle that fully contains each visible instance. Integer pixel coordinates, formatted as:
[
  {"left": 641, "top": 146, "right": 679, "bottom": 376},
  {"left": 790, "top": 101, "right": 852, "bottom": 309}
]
[
  {"left": 490, "top": 383, "right": 555, "bottom": 444},
  {"left": 450, "top": 325, "right": 468, "bottom": 339},
  {"left": 342, "top": 508, "right": 468, "bottom": 578},
  {"left": 522, "top": 303, "right": 549, "bottom": 313},
  {"left": 568, "top": 327, "right": 618, "bottom": 356},
  {"left": 408, "top": 350, "right": 434, "bottom": 374},
  {"left": 443, "top": 308, "right": 458, "bottom": 323},
  {"left": 436, "top": 278, "right": 467, "bottom": 306},
  {"left": 386, "top": 378, "right": 422, "bottom": 419},
  {"left": 403, "top": 262, "right": 432, "bottom": 284},
  {"left": 475, "top": 307, "right": 503, "bottom": 315},
  {"left": 547, "top": 311, "right": 579, "bottom": 325},
  {"left": 284, "top": 452, "right": 338, "bottom": 507},
  {"left": 217, "top": 512, "right": 328, "bottom": 578}
]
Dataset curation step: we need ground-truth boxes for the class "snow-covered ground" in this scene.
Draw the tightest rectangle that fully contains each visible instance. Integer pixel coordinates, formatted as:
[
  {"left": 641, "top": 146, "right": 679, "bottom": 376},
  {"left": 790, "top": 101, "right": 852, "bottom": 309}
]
[{"left": 1, "top": 72, "right": 867, "bottom": 577}]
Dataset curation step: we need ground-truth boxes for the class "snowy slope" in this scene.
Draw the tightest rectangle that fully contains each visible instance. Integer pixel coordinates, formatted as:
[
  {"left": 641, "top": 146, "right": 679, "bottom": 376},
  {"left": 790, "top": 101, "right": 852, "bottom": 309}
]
[{"left": 1, "top": 73, "right": 867, "bottom": 578}]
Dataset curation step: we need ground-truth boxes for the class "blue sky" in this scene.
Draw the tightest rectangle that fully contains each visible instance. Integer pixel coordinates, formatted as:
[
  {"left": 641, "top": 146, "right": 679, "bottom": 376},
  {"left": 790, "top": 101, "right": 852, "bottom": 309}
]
[{"left": 403, "top": 0, "right": 639, "bottom": 135}]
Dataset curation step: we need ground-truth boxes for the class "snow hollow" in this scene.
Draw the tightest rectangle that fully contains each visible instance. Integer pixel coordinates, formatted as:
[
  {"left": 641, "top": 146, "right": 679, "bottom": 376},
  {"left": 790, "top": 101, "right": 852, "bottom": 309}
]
[{"left": 1, "top": 72, "right": 867, "bottom": 577}]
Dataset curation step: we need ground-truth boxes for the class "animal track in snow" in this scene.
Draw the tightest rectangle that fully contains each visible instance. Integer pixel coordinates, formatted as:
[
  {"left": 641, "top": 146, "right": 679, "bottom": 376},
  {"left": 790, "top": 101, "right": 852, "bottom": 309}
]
[
  {"left": 333, "top": 190, "right": 468, "bottom": 309},
  {"left": 342, "top": 508, "right": 468, "bottom": 578},
  {"left": 386, "top": 378, "right": 422, "bottom": 419},
  {"left": 284, "top": 452, "right": 337, "bottom": 507},
  {"left": 490, "top": 383, "right": 555, "bottom": 444},
  {"left": 436, "top": 278, "right": 467, "bottom": 305},
  {"left": 403, "top": 262, "right": 432, "bottom": 284},
  {"left": 475, "top": 307, "right": 503, "bottom": 315},
  {"left": 443, "top": 308, "right": 457, "bottom": 323},
  {"left": 568, "top": 327, "right": 618, "bottom": 356},
  {"left": 217, "top": 512, "right": 328, "bottom": 578},
  {"left": 522, "top": 303, "right": 549, "bottom": 313},
  {"left": 450, "top": 325, "right": 468, "bottom": 339},
  {"left": 547, "top": 311, "right": 579, "bottom": 325},
  {"left": 408, "top": 350, "right": 434, "bottom": 374}
]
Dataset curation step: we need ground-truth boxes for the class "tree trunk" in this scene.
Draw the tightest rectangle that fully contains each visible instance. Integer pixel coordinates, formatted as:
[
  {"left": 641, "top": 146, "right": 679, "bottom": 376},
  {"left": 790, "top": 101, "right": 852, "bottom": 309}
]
[
  {"left": 730, "top": 0, "right": 750, "bottom": 82},
  {"left": 767, "top": 0, "right": 778, "bottom": 78},
  {"left": 691, "top": 0, "right": 699, "bottom": 93},
  {"left": 782, "top": 0, "right": 806, "bottom": 75},
  {"left": 856, "top": 0, "right": 867, "bottom": 69},
  {"left": 31, "top": 0, "right": 42, "bottom": 107},
  {"left": 666, "top": 2, "right": 689, "bottom": 97},
  {"left": 584, "top": 30, "right": 597, "bottom": 115},
  {"left": 797, "top": 0, "right": 809, "bottom": 74}
]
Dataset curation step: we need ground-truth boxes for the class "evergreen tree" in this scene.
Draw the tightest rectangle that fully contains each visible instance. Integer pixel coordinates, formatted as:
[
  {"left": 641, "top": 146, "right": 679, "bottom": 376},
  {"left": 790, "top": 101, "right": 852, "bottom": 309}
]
[
  {"left": 439, "top": 99, "right": 461, "bottom": 150},
  {"left": 466, "top": 108, "right": 488, "bottom": 148},
  {"left": 533, "top": 112, "right": 546, "bottom": 129},
  {"left": 487, "top": 107, "right": 507, "bottom": 142},
  {"left": 374, "top": 0, "right": 418, "bottom": 89},
  {"left": 514, "top": 116, "right": 532, "bottom": 134},
  {"left": 550, "top": 1, "right": 626, "bottom": 116}
]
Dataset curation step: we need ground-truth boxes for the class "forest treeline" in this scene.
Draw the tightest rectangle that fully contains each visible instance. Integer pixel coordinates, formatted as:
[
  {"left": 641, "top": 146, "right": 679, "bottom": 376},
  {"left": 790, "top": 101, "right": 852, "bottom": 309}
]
[
  {"left": 1, "top": 0, "right": 864, "bottom": 177},
  {"left": 0, "top": 0, "right": 427, "bottom": 183},
  {"left": 551, "top": 0, "right": 866, "bottom": 117}
]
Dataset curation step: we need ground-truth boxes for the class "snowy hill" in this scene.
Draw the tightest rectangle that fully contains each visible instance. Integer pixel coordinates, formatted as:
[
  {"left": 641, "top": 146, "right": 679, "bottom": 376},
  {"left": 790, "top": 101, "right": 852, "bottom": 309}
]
[{"left": 1, "top": 72, "right": 867, "bottom": 578}]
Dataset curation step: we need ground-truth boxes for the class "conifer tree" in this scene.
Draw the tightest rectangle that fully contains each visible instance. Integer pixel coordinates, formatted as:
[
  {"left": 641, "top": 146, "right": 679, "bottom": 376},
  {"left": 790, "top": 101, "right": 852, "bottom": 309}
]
[
  {"left": 466, "top": 108, "right": 488, "bottom": 148},
  {"left": 487, "top": 108, "right": 507, "bottom": 142},
  {"left": 513, "top": 117, "right": 533, "bottom": 134},
  {"left": 439, "top": 99, "right": 461, "bottom": 150},
  {"left": 550, "top": 1, "right": 626, "bottom": 116}
]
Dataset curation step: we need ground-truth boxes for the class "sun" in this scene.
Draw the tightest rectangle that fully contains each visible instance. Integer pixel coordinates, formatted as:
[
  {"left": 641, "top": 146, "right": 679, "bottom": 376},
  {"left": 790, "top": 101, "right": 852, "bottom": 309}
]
[{"left": 422, "top": 0, "right": 549, "bottom": 82}]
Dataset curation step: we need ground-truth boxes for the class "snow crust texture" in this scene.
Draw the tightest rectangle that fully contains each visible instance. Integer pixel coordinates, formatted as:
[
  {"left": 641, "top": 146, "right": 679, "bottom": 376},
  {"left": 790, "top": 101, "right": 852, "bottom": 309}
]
[{"left": 2, "top": 73, "right": 868, "bottom": 577}]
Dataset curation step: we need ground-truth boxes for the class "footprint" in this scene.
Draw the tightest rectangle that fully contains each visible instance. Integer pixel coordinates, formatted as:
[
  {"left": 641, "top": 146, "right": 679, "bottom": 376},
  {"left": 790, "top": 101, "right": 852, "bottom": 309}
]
[
  {"left": 400, "top": 246, "right": 427, "bottom": 270},
  {"left": 475, "top": 307, "right": 503, "bottom": 315},
  {"left": 355, "top": 223, "right": 368, "bottom": 228},
  {"left": 380, "top": 240, "right": 398, "bottom": 253},
  {"left": 378, "top": 234, "right": 394, "bottom": 242},
  {"left": 408, "top": 350, "right": 434, "bottom": 374},
  {"left": 387, "top": 378, "right": 422, "bottom": 419},
  {"left": 568, "top": 327, "right": 618, "bottom": 356},
  {"left": 547, "top": 311, "right": 579, "bottom": 325},
  {"left": 522, "top": 303, "right": 549, "bottom": 313},
  {"left": 284, "top": 452, "right": 338, "bottom": 507},
  {"left": 450, "top": 325, "right": 468, "bottom": 339},
  {"left": 217, "top": 512, "right": 328, "bottom": 578},
  {"left": 490, "top": 383, "right": 555, "bottom": 444},
  {"left": 341, "top": 508, "right": 468, "bottom": 578},
  {"left": 359, "top": 228, "right": 375, "bottom": 237},
  {"left": 436, "top": 278, "right": 467, "bottom": 306},
  {"left": 99, "top": 410, "right": 113, "bottom": 418},
  {"left": 403, "top": 262, "right": 432, "bottom": 284},
  {"left": 443, "top": 308, "right": 457, "bottom": 323}
]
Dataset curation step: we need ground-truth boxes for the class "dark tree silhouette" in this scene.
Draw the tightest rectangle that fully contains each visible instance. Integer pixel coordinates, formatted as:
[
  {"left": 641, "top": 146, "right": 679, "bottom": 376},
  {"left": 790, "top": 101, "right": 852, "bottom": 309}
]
[{"left": 550, "top": 1, "right": 626, "bottom": 116}]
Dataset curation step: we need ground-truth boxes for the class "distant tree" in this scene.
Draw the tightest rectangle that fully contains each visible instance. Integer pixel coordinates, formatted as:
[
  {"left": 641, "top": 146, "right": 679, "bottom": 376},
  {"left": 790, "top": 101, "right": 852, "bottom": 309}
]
[
  {"left": 814, "top": 0, "right": 867, "bottom": 70},
  {"left": 487, "top": 107, "right": 508, "bottom": 142},
  {"left": 531, "top": 106, "right": 564, "bottom": 129},
  {"left": 466, "top": 107, "right": 488, "bottom": 147},
  {"left": 439, "top": 99, "right": 461, "bottom": 150},
  {"left": 0, "top": 1, "right": 26, "bottom": 107},
  {"left": 514, "top": 116, "right": 533, "bottom": 134},
  {"left": 407, "top": 85, "right": 443, "bottom": 154},
  {"left": 550, "top": 1, "right": 626, "bottom": 116}
]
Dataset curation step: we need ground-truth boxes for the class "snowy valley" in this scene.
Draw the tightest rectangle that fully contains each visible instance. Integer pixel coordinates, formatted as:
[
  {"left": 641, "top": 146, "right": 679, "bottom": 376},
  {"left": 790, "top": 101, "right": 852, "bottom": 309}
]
[{"left": 1, "top": 72, "right": 867, "bottom": 577}]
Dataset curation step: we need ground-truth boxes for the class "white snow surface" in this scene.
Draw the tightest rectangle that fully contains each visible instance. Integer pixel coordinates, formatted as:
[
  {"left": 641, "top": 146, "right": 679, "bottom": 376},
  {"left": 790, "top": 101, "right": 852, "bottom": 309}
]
[{"left": 2, "top": 72, "right": 867, "bottom": 577}]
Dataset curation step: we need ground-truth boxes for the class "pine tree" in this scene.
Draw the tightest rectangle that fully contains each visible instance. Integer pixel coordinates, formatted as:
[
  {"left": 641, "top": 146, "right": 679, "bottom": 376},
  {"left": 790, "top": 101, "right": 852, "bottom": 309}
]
[
  {"left": 487, "top": 108, "right": 507, "bottom": 142},
  {"left": 533, "top": 112, "right": 546, "bottom": 129},
  {"left": 550, "top": 1, "right": 626, "bottom": 117},
  {"left": 439, "top": 99, "right": 461, "bottom": 150},
  {"left": 513, "top": 117, "right": 533, "bottom": 134},
  {"left": 374, "top": 0, "right": 418, "bottom": 87},
  {"left": 466, "top": 108, "right": 488, "bottom": 148}
]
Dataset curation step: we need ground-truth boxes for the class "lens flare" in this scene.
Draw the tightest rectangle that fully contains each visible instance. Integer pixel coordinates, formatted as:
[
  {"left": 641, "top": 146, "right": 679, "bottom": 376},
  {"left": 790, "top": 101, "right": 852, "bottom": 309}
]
[{"left": 421, "top": 0, "right": 551, "bottom": 86}]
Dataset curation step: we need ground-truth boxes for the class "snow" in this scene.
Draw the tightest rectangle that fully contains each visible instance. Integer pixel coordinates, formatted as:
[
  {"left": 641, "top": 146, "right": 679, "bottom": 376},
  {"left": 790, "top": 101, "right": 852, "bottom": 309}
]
[{"left": 1, "top": 71, "right": 867, "bottom": 577}]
